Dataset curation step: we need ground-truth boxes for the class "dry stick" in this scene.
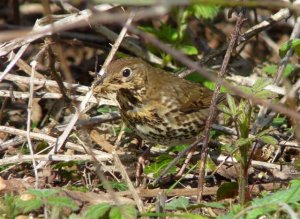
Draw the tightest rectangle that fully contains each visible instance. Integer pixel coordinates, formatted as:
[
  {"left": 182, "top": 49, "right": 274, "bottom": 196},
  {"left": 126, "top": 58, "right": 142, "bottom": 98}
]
[
  {"left": 198, "top": 13, "right": 246, "bottom": 202},
  {"left": 113, "top": 151, "right": 144, "bottom": 212},
  {"left": 0, "top": 5, "right": 168, "bottom": 55},
  {"left": 4, "top": 74, "right": 90, "bottom": 93},
  {"left": 0, "top": 89, "right": 116, "bottom": 105},
  {"left": 0, "top": 43, "right": 29, "bottom": 82},
  {"left": 27, "top": 60, "right": 40, "bottom": 188},
  {"left": 26, "top": 43, "right": 48, "bottom": 187},
  {"left": 0, "top": 126, "right": 112, "bottom": 157},
  {"left": 0, "top": 154, "right": 112, "bottom": 165}
]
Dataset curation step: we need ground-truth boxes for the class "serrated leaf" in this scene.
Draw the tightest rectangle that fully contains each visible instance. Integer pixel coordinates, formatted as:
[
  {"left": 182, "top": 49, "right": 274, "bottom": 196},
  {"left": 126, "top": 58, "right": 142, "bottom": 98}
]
[
  {"left": 258, "top": 135, "right": 278, "bottom": 145},
  {"left": 28, "top": 189, "right": 59, "bottom": 198},
  {"left": 165, "top": 197, "right": 189, "bottom": 210},
  {"left": 16, "top": 198, "right": 43, "bottom": 213},
  {"left": 47, "top": 196, "right": 78, "bottom": 210},
  {"left": 252, "top": 78, "right": 271, "bottom": 93},
  {"left": 84, "top": 203, "right": 111, "bottom": 219},
  {"left": 244, "top": 180, "right": 300, "bottom": 218},
  {"left": 109, "top": 205, "right": 137, "bottom": 219},
  {"left": 188, "top": 4, "right": 219, "bottom": 19},
  {"left": 237, "top": 85, "right": 252, "bottom": 95}
]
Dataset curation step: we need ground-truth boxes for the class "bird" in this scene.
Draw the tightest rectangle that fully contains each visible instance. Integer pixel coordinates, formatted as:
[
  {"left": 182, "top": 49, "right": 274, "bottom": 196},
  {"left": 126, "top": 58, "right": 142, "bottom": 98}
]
[{"left": 94, "top": 57, "right": 225, "bottom": 147}]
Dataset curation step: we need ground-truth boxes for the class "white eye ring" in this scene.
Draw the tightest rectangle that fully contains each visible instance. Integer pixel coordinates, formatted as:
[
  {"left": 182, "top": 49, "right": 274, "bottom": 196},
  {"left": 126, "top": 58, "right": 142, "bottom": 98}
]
[{"left": 122, "top": 68, "right": 132, "bottom": 77}]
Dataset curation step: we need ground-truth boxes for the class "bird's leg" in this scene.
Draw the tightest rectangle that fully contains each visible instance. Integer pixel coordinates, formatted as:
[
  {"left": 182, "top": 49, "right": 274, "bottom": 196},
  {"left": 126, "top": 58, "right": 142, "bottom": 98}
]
[{"left": 136, "top": 143, "right": 153, "bottom": 187}]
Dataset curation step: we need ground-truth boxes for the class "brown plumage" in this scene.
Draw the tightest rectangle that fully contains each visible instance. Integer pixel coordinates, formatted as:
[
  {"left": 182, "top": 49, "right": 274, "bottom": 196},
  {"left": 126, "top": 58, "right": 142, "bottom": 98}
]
[{"left": 94, "top": 57, "right": 224, "bottom": 146}]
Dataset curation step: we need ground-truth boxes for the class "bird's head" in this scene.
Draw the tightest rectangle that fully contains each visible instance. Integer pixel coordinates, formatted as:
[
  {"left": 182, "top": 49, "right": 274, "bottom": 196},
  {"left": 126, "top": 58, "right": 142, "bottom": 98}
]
[{"left": 94, "top": 57, "right": 149, "bottom": 95}]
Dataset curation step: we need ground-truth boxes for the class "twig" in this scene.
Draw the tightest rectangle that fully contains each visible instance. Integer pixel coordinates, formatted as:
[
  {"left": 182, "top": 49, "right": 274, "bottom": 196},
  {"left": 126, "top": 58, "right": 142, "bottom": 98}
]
[
  {"left": 197, "top": 12, "right": 246, "bottom": 202},
  {"left": 0, "top": 6, "right": 168, "bottom": 55},
  {"left": 0, "top": 44, "right": 29, "bottom": 82},
  {"left": 0, "top": 154, "right": 112, "bottom": 165},
  {"left": 117, "top": 182, "right": 285, "bottom": 198},
  {"left": 0, "top": 89, "right": 116, "bottom": 105},
  {"left": 113, "top": 151, "right": 144, "bottom": 212},
  {"left": 3, "top": 74, "right": 90, "bottom": 93},
  {"left": 27, "top": 59, "right": 40, "bottom": 188}
]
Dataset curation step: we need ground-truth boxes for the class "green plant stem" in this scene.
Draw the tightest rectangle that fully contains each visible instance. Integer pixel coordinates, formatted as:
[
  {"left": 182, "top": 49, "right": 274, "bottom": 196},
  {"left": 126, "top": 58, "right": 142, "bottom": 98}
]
[{"left": 238, "top": 104, "right": 252, "bottom": 205}]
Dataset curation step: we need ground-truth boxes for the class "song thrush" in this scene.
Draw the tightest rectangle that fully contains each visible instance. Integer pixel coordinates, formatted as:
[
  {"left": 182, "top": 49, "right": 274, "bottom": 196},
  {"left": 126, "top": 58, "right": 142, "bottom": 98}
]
[{"left": 94, "top": 57, "right": 224, "bottom": 146}]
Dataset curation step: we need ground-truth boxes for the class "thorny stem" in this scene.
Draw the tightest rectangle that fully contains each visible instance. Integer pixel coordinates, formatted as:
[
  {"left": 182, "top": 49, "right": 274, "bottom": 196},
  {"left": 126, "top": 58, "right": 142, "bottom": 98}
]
[{"left": 197, "top": 12, "right": 247, "bottom": 202}]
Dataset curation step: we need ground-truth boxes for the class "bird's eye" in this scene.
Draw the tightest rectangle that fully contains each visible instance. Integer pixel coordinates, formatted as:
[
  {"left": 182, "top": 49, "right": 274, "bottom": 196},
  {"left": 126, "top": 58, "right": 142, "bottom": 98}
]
[{"left": 122, "top": 68, "right": 132, "bottom": 77}]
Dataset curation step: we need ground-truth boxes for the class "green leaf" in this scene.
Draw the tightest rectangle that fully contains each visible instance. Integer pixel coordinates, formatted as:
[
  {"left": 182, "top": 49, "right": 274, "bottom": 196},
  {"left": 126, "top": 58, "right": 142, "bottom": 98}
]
[
  {"left": 283, "top": 63, "right": 296, "bottom": 77},
  {"left": 262, "top": 63, "right": 295, "bottom": 77},
  {"left": 226, "top": 94, "right": 237, "bottom": 115},
  {"left": 255, "top": 90, "right": 277, "bottom": 99},
  {"left": 252, "top": 78, "right": 271, "bottom": 93},
  {"left": 84, "top": 203, "right": 111, "bottom": 219},
  {"left": 16, "top": 198, "right": 43, "bottom": 213},
  {"left": 258, "top": 135, "right": 278, "bottom": 145},
  {"left": 28, "top": 188, "right": 59, "bottom": 198},
  {"left": 144, "top": 154, "right": 177, "bottom": 177},
  {"left": 139, "top": 24, "right": 178, "bottom": 42},
  {"left": 279, "top": 38, "right": 300, "bottom": 57},
  {"left": 217, "top": 182, "right": 239, "bottom": 200},
  {"left": 97, "top": 106, "right": 117, "bottom": 113},
  {"left": 165, "top": 197, "right": 189, "bottom": 210},
  {"left": 200, "top": 202, "right": 225, "bottom": 209},
  {"left": 109, "top": 205, "right": 137, "bottom": 219},
  {"left": 178, "top": 44, "right": 198, "bottom": 55},
  {"left": 262, "top": 64, "right": 277, "bottom": 75},
  {"left": 234, "top": 138, "right": 252, "bottom": 147},
  {"left": 272, "top": 116, "right": 286, "bottom": 126},
  {"left": 98, "top": 181, "right": 128, "bottom": 192},
  {"left": 245, "top": 180, "right": 300, "bottom": 218},
  {"left": 188, "top": 4, "right": 219, "bottom": 19},
  {"left": 47, "top": 196, "right": 78, "bottom": 211}
]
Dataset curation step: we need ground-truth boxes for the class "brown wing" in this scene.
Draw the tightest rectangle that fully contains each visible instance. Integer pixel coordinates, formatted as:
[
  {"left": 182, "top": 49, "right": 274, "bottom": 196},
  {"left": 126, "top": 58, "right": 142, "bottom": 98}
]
[{"left": 146, "top": 66, "right": 225, "bottom": 114}]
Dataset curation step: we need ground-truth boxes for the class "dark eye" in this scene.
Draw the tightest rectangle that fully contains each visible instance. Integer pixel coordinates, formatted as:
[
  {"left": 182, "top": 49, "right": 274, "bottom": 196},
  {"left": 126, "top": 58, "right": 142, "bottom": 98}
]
[{"left": 122, "top": 68, "right": 132, "bottom": 77}]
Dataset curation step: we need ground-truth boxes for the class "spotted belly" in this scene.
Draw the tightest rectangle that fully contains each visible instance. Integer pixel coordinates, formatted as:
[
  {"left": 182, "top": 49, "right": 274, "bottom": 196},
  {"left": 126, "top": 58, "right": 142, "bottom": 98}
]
[{"left": 120, "top": 110, "right": 205, "bottom": 146}]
